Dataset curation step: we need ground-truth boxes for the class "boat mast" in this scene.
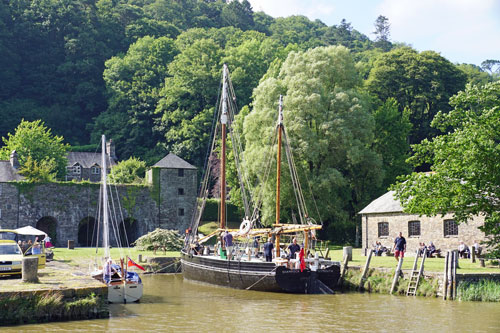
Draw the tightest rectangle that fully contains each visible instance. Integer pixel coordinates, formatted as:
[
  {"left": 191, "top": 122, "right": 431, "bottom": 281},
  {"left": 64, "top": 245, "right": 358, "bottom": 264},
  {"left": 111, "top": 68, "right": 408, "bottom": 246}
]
[
  {"left": 275, "top": 95, "right": 284, "bottom": 257},
  {"left": 220, "top": 64, "right": 228, "bottom": 230},
  {"left": 101, "top": 135, "right": 110, "bottom": 260}
]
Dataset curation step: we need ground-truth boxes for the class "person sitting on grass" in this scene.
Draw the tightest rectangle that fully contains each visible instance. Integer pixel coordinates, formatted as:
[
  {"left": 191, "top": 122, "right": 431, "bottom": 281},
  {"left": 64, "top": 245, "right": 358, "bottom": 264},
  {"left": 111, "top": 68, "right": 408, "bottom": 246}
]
[{"left": 427, "top": 242, "right": 436, "bottom": 257}]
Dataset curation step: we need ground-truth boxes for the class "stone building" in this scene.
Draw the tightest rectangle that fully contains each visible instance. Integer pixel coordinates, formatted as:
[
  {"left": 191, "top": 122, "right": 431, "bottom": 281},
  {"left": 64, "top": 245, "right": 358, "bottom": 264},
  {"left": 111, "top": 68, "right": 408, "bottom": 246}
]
[
  {"left": 65, "top": 140, "right": 117, "bottom": 182},
  {"left": 359, "top": 191, "right": 485, "bottom": 255},
  {"left": 0, "top": 152, "right": 197, "bottom": 247}
]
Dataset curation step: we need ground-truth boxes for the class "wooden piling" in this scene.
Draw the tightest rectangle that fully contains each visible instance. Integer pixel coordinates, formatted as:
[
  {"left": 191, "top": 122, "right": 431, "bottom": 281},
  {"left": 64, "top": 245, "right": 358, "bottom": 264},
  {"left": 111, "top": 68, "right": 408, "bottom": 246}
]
[
  {"left": 443, "top": 251, "right": 449, "bottom": 300},
  {"left": 390, "top": 257, "right": 404, "bottom": 294},
  {"left": 359, "top": 249, "right": 373, "bottom": 289},
  {"left": 338, "top": 255, "right": 349, "bottom": 287},
  {"left": 471, "top": 246, "right": 476, "bottom": 263},
  {"left": 452, "top": 250, "right": 458, "bottom": 299}
]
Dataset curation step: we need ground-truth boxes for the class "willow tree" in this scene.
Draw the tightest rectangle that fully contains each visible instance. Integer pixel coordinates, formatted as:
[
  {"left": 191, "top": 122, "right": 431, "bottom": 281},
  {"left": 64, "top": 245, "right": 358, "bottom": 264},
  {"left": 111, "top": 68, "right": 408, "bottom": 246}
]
[{"left": 242, "top": 46, "right": 382, "bottom": 243}]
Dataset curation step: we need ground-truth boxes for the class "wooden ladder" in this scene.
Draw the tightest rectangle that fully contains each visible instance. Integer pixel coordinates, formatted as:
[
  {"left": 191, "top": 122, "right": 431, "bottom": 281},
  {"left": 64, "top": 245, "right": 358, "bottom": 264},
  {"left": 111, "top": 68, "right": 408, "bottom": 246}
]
[{"left": 407, "top": 249, "right": 427, "bottom": 296}]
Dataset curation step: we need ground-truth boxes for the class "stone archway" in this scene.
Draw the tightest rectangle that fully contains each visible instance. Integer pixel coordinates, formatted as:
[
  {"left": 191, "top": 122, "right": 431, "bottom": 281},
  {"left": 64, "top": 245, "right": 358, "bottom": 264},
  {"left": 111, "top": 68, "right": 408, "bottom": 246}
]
[
  {"left": 78, "top": 217, "right": 98, "bottom": 247},
  {"left": 118, "top": 218, "right": 138, "bottom": 247},
  {"left": 36, "top": 216, "right": 58, "bottom": 246}
]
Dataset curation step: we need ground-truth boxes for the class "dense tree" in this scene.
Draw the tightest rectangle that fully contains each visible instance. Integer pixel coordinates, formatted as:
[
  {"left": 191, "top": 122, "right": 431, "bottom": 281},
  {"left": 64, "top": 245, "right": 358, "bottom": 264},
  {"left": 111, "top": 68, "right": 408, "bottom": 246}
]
[
  {"left": 456, "top": 63, "right": 493, "bottom": 86},
  {"left": 242, "top": 46, "right": 382, "bottom": 244},
  {"left": 0, "top": 120, "right": 69, "bottom": 179},
  {"left": 366, "top": 47, "right": 467, "bottom": 145},
  {"left": 372, "top": 98, "right": 412, "bottom": 191},
  {"left": 393, "top": 82, "right": 500, "bottom": 254},
  {"left": 93, "top": 36, "right": 177, "bottom": 163}
]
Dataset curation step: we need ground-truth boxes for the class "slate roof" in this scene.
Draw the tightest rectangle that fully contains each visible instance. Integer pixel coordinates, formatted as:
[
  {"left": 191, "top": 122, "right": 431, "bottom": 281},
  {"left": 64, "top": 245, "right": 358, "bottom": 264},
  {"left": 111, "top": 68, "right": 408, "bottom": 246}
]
[
  {"left": 358, "top": 191, "right": 403, "bottom": 215},
  {"left": 0, "top": 161, "right": 23, "bottom": 182},
  {"left": 152, "top": 153, "right": 196, "bottom": 169},
  {"left": 67, "top": 152, "right": 117, "bottom": 168}
]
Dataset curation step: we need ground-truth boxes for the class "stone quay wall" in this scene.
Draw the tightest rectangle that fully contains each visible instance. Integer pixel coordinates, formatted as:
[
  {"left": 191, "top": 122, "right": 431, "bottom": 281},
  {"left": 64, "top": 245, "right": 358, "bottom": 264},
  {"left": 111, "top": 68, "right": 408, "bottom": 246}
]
[{"left": 362, "top": 212, "right": 485, "bottom": 255}]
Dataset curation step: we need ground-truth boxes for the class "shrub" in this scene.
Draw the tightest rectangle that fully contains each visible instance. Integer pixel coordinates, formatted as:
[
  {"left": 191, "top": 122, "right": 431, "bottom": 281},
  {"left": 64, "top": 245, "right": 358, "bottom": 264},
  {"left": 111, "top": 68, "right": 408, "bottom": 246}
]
[{"left": 132, "top": 228, "right": 183, "bottom": 251}]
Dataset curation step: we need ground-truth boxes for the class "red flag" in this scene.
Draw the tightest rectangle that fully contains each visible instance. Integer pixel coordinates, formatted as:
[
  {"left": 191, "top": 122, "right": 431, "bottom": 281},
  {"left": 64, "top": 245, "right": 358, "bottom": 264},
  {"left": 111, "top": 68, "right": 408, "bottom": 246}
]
[
  {"left": 299, "top": 248, "right": 306, "bottom": 272},
  {"left": 128, "top": 258, "right": 145, "bottom": 271}
]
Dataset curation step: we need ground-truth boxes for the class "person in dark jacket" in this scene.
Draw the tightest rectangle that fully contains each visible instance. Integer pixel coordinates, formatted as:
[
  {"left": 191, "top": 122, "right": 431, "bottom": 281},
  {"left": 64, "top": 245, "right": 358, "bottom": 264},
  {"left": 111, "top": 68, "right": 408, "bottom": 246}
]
[{"left": 263, "top": 238, "right": 274, "bottom": 262}]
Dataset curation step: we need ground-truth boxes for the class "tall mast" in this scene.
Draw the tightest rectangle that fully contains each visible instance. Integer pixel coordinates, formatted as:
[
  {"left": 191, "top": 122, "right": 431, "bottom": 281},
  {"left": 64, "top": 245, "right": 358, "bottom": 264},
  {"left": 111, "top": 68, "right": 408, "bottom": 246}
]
[
  {"left": 220, "top": 64, "right": 228, "bottom": 230},
  {"left": 101, "top": 134, "right": 110, "bottom": 260},
  {"left": 275, "top": 95, "right": 284, "bottom": 257}
]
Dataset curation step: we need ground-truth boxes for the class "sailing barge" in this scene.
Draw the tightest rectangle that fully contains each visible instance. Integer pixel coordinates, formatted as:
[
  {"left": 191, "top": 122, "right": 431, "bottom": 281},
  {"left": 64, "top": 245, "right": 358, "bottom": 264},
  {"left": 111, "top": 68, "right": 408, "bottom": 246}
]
[{"left": 181, "top": 65, "right": 340, "bottom": 294}]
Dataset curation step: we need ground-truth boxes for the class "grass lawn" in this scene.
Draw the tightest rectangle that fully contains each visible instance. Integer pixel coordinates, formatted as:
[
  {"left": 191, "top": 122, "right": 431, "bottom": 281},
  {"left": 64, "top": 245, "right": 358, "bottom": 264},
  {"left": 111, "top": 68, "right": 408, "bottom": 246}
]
[{"left": 326, "top": 247, "right": 500, "bottom": 274}]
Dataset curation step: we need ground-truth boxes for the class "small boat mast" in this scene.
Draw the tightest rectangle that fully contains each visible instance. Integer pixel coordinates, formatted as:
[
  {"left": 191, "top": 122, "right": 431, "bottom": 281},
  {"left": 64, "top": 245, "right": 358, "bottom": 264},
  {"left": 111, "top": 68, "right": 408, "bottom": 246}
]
[
  {"left": 220, "top": 64, "right": 229, "bottom": 230},
  {"left": 101, "top": 134, "right": 110, "bottom": 260},
  {"left": 275, "top": 95, "right": 284, "bottom": 257}
]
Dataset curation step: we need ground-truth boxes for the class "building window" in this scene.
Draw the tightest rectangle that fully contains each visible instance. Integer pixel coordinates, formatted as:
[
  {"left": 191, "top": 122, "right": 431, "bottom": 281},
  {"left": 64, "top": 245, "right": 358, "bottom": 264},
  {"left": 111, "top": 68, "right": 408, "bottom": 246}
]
[
  {"left": 67, "top": 165, "right": 81, "bottom": 174},
  {"left": 91, "top": 166, "right": 100, "bottom": 174},
  {"left": 178, "top": 169, "right": 184, "bottom": 177},
  {"left": 378, "top": 222, "right": 389, "bottom": 237},
  {"left": 444, "top": 219, "right": 459, "bottom": 237},
  {"left": 178, "top": 208, "right": 184, "bottom": 216},
  {"left": 178, "top": 188, "right": 184, "bottom": 195},
  {"left": 408, "top": 221, "right": 421, "bottom": 237}
]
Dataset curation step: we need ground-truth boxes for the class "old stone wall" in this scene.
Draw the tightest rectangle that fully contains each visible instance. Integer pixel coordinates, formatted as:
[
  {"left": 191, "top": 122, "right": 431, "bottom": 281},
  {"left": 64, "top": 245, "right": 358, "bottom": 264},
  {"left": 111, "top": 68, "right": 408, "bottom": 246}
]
[
  {"left": 0, "top": 174, "right": 196, "bottom": 246},
  {"left": 362, "top": 212, "right": 485, "bottom": 254}
]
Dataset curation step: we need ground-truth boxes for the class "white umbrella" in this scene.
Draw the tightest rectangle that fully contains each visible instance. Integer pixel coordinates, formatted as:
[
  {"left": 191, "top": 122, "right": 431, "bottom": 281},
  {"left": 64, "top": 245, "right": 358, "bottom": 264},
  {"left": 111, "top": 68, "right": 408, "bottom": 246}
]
[{"left": 15, "top": 226, "right": 47, "bottom": 236}]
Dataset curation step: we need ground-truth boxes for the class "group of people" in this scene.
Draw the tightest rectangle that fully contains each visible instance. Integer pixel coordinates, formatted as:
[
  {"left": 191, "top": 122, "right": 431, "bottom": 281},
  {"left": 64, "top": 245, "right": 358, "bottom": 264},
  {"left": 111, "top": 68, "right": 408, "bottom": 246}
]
[
  {"left": 458, "top": 241, "right": 482, "bottom": 258},
  {"left": 417, "top": 242, "right": 437, "bottom": 257},
  {"left": 17, "top": 235, "right": 54, "bottom": 254},
  {"left": 372, "top": 241, "right": 389, "bottom": 256}
]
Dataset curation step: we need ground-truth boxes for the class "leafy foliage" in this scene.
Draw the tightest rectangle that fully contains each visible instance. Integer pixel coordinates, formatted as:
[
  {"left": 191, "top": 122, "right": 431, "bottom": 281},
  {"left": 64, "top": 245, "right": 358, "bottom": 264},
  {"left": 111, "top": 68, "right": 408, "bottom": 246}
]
[
  {"left": 19, "top": 156, "right": 57, "bottom": 183},
  {"left": 393, "top": 82, "right": 500, "bottom": 253},
  {"left": 133, "top": 228, "right": 183, "bottom": 251},
  {"left": 0, "top": 119, "right": 69, "bottom": 179},
  {"left": 109, "top": 157, "right": 146, "bottom": 184}
]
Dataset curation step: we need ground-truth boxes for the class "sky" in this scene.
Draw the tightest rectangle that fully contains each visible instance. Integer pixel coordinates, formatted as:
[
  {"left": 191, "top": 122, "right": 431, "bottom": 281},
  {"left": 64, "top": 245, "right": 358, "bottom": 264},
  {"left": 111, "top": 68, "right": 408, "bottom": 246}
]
[{"left": 247, "top": 0, "right": 500, "bottom": 67}]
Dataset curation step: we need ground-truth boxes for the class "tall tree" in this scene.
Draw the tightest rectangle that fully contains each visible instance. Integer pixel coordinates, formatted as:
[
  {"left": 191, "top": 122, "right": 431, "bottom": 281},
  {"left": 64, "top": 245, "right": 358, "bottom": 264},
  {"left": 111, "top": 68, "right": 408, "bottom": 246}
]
[
  {"left": 242, "top": 46, "right": 382, "bottom": 244},
  {"left": 393, "top": 81, "right": 500, "bottom": 254},
  {"left": 373, "top": 15, "right": 391, "bottom": 51}
]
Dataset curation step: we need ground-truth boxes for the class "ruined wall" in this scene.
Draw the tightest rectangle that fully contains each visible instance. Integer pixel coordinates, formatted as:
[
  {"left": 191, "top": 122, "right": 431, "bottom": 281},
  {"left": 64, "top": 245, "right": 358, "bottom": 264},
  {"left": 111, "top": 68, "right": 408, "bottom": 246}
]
[{"left": 362, "top": 212, "right": 485, "bottom": 254}]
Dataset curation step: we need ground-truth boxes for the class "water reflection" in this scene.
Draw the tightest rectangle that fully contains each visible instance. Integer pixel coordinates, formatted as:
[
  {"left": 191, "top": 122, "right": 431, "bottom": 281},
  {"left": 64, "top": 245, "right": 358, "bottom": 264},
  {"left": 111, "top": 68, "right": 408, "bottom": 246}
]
[{"left": 4, "top": 274, "right": 500, "bottom": 332}]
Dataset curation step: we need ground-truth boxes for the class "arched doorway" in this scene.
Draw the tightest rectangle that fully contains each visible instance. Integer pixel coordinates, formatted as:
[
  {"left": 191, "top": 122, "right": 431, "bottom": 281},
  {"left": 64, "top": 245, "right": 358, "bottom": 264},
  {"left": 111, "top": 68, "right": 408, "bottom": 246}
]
[
  {"left": 118, "top": 218, "right": 138, "bottom": 247},
  {"left": 36, "top": 217, "right": 57, "bottom": 246},
  {"left": 78, "top": 217, "right": 98, "bottom": 247}
]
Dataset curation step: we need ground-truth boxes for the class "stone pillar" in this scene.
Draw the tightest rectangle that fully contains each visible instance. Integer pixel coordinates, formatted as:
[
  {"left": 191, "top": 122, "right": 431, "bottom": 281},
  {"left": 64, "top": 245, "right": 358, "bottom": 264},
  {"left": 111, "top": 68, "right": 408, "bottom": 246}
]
[
  {"left": 68, "top": 240, "right": 75, "bottom": 249},
  {"left": 343, "top": 246, "right": 353, "bottom": 262},
  {"left": 22, "top": 257, "right": 39, "bottom": 283}
]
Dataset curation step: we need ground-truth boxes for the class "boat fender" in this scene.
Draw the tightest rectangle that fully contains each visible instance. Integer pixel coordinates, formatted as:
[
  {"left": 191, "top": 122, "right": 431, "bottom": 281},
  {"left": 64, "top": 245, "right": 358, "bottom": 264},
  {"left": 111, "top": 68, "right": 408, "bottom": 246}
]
[{"left": 239, "top": 219, "right": 251, "bottom": 234}]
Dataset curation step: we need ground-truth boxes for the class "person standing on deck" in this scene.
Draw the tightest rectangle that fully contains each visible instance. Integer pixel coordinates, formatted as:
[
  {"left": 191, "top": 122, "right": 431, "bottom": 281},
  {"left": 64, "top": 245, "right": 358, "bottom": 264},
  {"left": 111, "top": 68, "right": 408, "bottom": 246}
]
[
  {"left": 263, "top": 237, "right": 274, "bottom": 262},
  {"left": 392, "top": 232, "right": 406, "bottom": 262},
  {"left": 223, "top": 231, "right": 233, "bottom": 260}
]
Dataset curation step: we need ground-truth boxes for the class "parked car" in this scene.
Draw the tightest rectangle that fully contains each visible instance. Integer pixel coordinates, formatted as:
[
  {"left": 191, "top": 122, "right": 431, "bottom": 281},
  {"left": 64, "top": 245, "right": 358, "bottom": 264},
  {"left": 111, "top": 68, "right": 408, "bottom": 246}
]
[{"left": 0, "top": 240, "right": 23, "bottom": 277}]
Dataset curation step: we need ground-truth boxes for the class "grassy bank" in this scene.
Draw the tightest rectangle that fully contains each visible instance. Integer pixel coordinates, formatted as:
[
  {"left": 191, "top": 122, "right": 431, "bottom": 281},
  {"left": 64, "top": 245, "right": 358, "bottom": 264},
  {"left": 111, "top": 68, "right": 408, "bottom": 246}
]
[
  {"left": 341, "top": 268, "right": 440, "bottom": 297},
  {"left": 0, "top": 291, "right": 108, "bottom": 326},
  {"left": 457, "top": 280, "right": 500, "bottom": 302}
]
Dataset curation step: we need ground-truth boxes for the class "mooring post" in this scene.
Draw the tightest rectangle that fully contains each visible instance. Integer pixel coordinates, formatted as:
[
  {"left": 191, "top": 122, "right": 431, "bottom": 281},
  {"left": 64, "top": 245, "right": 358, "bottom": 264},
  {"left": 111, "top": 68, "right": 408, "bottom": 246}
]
[
  {"left": 338, "top": 255, "right": 349, "bottom": 287},
  {"left": 343, "top": 246, "right": 353, "bottom": 261},
  {"left": 390, "top": 257, "right": 404, "bottom": 294},
  {"left": 447, "top": 251, "right": 453, "bottom": 300},
  {"left": 22, "top": 257, "right": 39, "bottom": 283},
  {"left": 359, "top": 249, "right": 373, "bottom": 289},
  {"left": 453, "top": 250, "right": 458, "bottom": 299},
  {"left": 443, "top": 251, "right": 449, "bottom": 300},
  {"left": 471, "top": 246, "right": 476, "bottom": 263}
]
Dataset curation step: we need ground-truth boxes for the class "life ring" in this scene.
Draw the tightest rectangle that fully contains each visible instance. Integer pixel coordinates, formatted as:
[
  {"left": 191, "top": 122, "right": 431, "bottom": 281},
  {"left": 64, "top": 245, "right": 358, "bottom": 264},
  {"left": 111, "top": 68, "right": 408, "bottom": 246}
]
[{"left": 239, "top": 219, "right": 252, "bottom": 235}]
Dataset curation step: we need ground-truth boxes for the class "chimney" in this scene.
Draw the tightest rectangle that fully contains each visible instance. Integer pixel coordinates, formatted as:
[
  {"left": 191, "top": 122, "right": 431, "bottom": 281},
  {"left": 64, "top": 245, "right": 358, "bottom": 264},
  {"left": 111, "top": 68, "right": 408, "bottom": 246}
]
[
  {"left": 106, "top": 139, "right": 117, "bottom": 161},
  {"left": 10, "top": 150, "right": 20, "bottom": 169}
]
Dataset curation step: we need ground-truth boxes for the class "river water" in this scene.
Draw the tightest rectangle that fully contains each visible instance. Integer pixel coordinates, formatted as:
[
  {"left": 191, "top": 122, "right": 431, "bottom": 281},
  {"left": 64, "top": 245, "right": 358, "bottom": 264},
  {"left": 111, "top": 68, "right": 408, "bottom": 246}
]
[{"left": 4, "top": 274, "right": 500, "bottom": 332}]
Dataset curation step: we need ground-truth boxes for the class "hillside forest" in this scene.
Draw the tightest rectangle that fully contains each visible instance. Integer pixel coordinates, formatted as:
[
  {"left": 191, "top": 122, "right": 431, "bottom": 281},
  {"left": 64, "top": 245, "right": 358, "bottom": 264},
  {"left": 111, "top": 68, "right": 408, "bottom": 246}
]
[{"left": 1, "top": 0, "right": 499, "bottom": 244}]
